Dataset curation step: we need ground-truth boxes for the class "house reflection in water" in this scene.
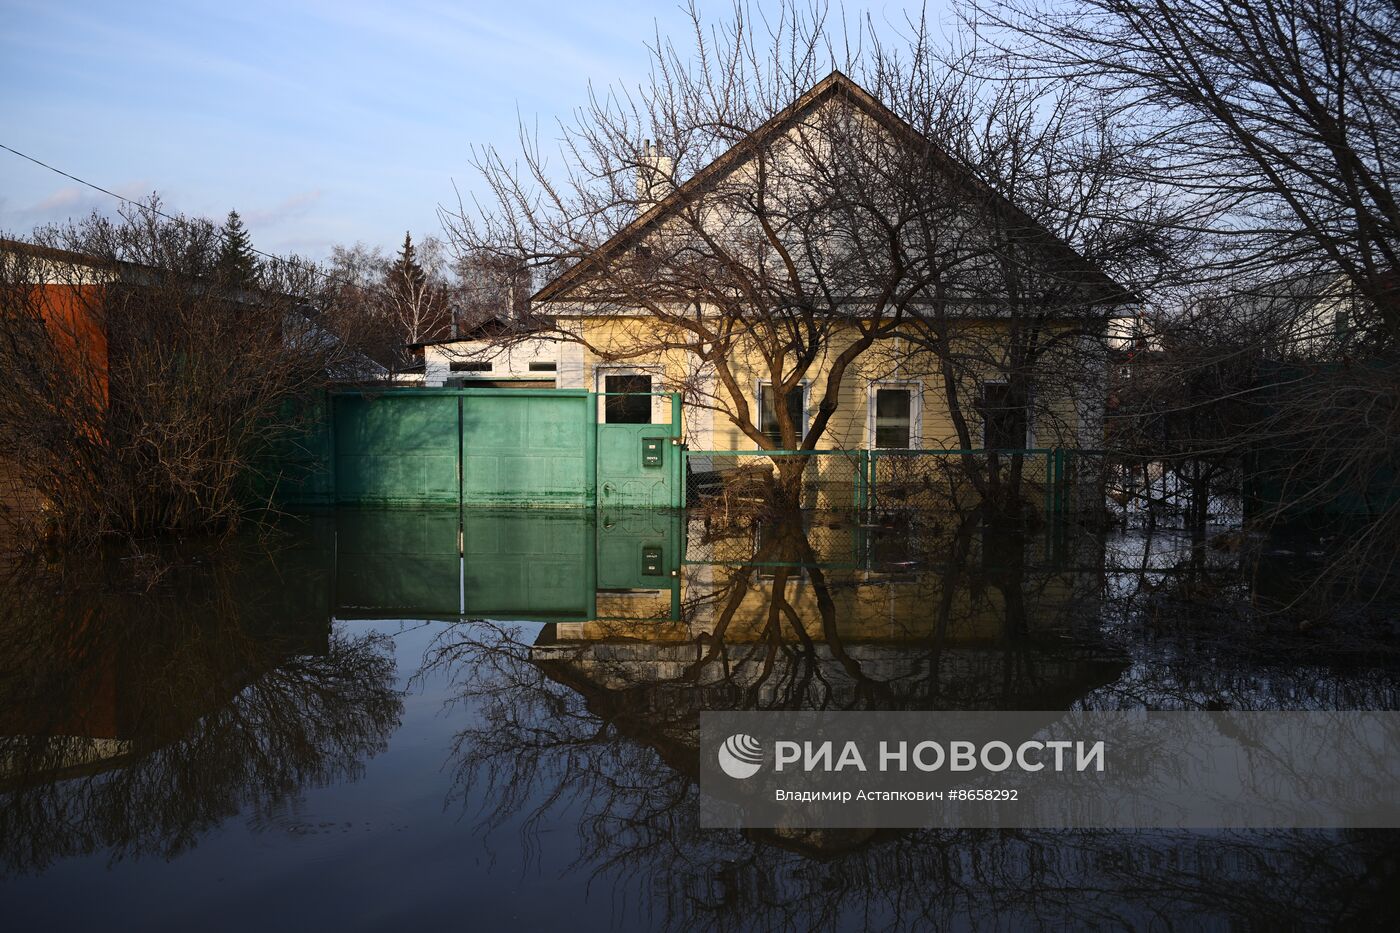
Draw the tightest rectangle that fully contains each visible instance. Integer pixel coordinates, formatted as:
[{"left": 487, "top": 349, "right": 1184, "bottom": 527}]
[
  {"left": 353, "top": 505, "right": 1128, "bottom": 860},
  {"left": 536, "top": 510, "right": 1125, "bottom": 714},
  {"left": 402, "top": 512, "right": 1392, "bottom": 929},
  {"left": 329, "top": 506, "right": 1125, "bottom": 718}
]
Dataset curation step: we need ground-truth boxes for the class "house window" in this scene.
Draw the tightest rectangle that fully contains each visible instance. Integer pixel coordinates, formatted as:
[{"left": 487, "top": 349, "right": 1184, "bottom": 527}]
[
  {"left": 981, "top": 382, "right": 1028, "bottom": 450},
  {"left": 528, "top": 361, "right": 557, "bottom": 372},
  {"left": 450, "top": 361, "right": 491, "bottom": 372},
  {"left": 603, "top": 373, "right": 653, "bottom": 423},
  {"left": 873, "top": 387, "right": 913, "bottom": 448},
  {"left": 758, "top": 383, "right": 805, "bottom": 446}
]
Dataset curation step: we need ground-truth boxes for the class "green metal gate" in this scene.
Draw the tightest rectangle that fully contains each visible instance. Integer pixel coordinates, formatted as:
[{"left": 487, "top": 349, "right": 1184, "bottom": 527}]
[
  {"left": 324, "top": 388, "right": 681, "bottom": 509},
  {"left": 331, "top": 507, "right": 681, "bottom": 621},
  {"left": 596, "top": 391, "right": 684, "bottom": 509},
  {"left": 333, "top": 391, "right": 459, "bottom": 506},
  {"left": 461, "top": 390, "right": 594, "bottom": 506}
]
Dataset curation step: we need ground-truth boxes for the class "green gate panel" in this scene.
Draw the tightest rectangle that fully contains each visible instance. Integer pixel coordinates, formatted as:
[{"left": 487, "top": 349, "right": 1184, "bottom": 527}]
[
  {"left": 333, "top": 394, "right": 460, "bottom": 505},
  {"left": 597, "top": 423, "right": 678, "bottom": 508},
  {"left": 461, "top": 393, "right": 593, "bottom": 506},
  {"left": 318, "top": 388, "right": 681, "bottom": 509},
  {"left": 463, "top": 511, "right": 595, "bottom": 618},
  {"left": 596, "top": 509, "right": 682, "bottom": 590},
  {"left": 334, "top": 508, "right": 461, "bottom": 616}
]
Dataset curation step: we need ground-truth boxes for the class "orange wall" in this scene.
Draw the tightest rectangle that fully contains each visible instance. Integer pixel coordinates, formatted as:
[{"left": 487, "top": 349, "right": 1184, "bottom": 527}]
[{"left": 31, "top": 284, "right": 109, "bottom": 404}]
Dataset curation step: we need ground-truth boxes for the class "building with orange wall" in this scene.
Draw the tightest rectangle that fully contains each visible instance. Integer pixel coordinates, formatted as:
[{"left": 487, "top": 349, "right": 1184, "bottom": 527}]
[{"left": 1, "top": 237, "right": 119, "bottom": 404}]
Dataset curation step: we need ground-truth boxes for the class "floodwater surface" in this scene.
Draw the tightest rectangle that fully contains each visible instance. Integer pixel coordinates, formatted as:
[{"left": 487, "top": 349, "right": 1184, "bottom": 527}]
[{"left": 1, "top": 508, "right": 1396, "bottom": 931}]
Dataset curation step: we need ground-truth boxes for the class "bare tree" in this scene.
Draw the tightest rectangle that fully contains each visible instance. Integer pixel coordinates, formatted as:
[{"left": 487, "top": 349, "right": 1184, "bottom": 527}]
[
  {"left": 321, "top": 241, "right": 400, "bottom": 369},
  {"left": 451, "top": 247, "right": 533, "bottom": 332},
  {"left": 446, "top": 1, "right": 1136, "bottom": 505},
  {"left": 974, "top": 0, "right": 1399, "bottom": 342},
  {"left": 975, "top": 0, "right": 1400, "bottom": 601},
  {"left": 383, "top": 231, "right": 452, "bottom": 346}
]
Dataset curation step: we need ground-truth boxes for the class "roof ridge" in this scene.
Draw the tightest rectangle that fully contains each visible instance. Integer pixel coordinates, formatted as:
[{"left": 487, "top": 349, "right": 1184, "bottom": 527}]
[{"left": 532, "top": 71, "right": 1128, "bottom": 304}]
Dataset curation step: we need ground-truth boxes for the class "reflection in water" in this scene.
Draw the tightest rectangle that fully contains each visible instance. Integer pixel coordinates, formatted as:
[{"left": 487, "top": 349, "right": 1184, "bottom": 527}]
[
  {"left": 0, "top": 506, "right": 1396, "bottom": 929},
  {"left": 0, "top": 522, "right": 401, "bottom": 874},
  {"left": 418, "top": 506, "right": 1400, "bottom": 929}
]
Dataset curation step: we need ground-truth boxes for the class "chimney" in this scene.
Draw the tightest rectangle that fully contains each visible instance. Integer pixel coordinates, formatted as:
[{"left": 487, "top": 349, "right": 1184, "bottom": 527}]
[{"left": 636, "top": 139, "right": 675, "bottom": 208}]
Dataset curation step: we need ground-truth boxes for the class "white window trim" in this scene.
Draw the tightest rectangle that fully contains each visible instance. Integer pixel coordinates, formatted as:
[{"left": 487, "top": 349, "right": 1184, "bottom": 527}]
[
  {"left": 595, "top": 365, "right": 665, "bottom": 424},
  {"left": 867, "top": 381, "right": 922, "bottom": 450},
  {"left": 755, "top": 379, "right": 809, "bottom": 449}
]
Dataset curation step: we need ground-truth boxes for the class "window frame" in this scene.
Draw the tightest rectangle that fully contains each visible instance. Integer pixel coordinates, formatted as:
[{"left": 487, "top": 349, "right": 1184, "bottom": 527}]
[
  {"left": 980, "top": 380, "right": 1033, "bottom": 450},
  {"left": 867, "top": 381, "right": 921, "bottom": 450},
  {"left": 595, "top": 366, "right": 665, "bottom": 424},
  {"left": 756, "top": 380, "right": 809, "bottom": 449}
]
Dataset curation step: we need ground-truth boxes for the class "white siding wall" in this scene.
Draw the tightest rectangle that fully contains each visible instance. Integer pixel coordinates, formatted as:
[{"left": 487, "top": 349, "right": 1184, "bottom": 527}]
[{"left": 423, "top": 337, "right": 564, "bottom": 386}]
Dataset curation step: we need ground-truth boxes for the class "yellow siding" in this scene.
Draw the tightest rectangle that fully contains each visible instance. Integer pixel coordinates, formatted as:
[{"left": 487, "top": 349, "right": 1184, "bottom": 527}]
[{"left": 569, "top": 315, "right": 1096, "bottom": 452}]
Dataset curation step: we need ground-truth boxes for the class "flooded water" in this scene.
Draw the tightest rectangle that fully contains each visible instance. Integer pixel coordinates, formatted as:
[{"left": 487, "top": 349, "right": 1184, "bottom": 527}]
[{"left": 1, "top": 508, "right": 1397, "bottom": 930}]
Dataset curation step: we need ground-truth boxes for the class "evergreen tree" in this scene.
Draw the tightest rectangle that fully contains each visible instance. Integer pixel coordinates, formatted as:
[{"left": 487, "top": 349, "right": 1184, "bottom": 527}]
[
  {"left": 383, "top": 231, "right": 448, "bottom": 343},
  {"left": 215, "top": 210, "right": 258, "bottom": 287},
  {"left": 386, "top": 231, "right": 425, "bottom": 295}
]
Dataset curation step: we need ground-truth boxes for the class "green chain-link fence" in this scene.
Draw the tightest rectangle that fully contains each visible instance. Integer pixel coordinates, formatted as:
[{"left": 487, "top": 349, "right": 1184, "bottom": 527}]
[{"left": 684, "top": 447, "right": 1097, "bottom": 516}]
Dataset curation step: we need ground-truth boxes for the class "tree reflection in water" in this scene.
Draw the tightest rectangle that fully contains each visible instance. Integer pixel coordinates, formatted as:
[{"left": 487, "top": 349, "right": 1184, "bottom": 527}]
[
  {"left": 422, "top": 506, "right": 1398, "bottom": 930},
  {"left": 0, "top": 525, "right": 402, "bottom": 874}
]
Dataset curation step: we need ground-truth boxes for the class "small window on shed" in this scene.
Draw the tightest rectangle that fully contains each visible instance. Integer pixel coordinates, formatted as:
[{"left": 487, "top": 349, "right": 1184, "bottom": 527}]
[
  {"left": 528, "top": 361, "right": 557, "bottom": 372},
  {"left": 450, "top": 361, "right": 492, "bottom": 372}
]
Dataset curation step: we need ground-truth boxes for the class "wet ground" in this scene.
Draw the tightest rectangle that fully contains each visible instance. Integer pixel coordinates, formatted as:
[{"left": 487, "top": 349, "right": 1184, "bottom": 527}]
[{"left": 1, "top": 508, "right": 1397, "bottom": 930}]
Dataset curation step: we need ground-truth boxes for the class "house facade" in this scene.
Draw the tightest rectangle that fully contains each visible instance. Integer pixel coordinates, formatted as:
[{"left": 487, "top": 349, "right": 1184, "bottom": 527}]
[{"left": 450, "top": 73, "right": 1128, "bottom": 458}]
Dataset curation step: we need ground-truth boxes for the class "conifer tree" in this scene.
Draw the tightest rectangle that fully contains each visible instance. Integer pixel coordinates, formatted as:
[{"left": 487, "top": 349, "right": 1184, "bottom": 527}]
[
  {"left": 387, "top": 231, "right": 425, "bottom": 294},
  {"left": 383, "top": 231, "right": 448, "bottom": 343},
  {"left": 215, "top": 209, "right": 258, "bottom": 287}
]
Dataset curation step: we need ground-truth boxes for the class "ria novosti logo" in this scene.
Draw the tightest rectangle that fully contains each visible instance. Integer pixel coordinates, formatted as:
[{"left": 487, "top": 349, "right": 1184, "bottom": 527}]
[{"left": 717, "top": 733, "right": 764, "bottom": 779}]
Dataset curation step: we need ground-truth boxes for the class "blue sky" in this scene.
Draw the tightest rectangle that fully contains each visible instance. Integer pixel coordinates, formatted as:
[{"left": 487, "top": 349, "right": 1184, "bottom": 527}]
[{"left": 0, "top": 1, "right": 944, "bottom": 260}]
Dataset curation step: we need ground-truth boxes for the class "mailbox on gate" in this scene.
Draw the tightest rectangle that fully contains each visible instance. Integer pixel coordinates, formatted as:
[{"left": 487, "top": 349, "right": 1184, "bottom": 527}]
[
  {"left": 642, "top": 545, "right": 663, "bottom": 576},
  {"left": 642, "top": 437, "right": 664, "bottom": 468}
]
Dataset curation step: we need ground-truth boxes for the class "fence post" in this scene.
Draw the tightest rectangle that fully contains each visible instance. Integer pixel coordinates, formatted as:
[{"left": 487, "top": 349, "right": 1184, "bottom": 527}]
[
  {"left": 854, "top": 449, "right": 868, "bottom": 512},
  {"left": 1044, "top": 450, "right": 1054, "bottom": 518},
  {"left": 1058, "top": 448, "right": 1069, "bottom": 512},
  {"left": 677, "top": 439, "right": 688, "bottom": 504},
  {"left": 1052, "top": 445, "right": 1064, "bottom": 512}
]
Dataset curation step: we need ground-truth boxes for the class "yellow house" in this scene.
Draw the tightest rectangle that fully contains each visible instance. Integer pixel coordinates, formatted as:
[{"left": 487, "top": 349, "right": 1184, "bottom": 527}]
[{"left": 512, "top": 74, "right": 1130, "bottom": 468}]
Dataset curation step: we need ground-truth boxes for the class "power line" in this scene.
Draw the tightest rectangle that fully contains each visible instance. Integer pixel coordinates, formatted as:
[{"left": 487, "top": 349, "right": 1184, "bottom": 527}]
[
  {"left": 0, "top": 140, "right": 316, "bottom": 274},
  {"left": 0, "top": 140, "right": 535, "bottom": 300}
]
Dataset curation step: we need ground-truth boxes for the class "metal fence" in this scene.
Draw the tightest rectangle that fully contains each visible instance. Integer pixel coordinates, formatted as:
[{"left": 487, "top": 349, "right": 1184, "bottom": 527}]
[
  {"left": 684, "top": 447, "right": 1096, "bottom": 515},
  {"left": 683, "top": 450, "right": 865, "bottom": 511},
  {"left": 681, "top": 507, "right": 1089, "bottom": 573}
]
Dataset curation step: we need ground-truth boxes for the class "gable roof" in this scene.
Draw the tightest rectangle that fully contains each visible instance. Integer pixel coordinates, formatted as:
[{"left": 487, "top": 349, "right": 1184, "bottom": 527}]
[{"left": 533, "top": 70, "right": 1131, "bottom": 307}]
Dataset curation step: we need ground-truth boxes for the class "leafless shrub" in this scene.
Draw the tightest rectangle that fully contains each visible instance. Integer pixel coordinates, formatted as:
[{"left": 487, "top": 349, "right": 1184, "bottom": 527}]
[{"left": 0, "top": 198, "right": 353, "bottom": 550}]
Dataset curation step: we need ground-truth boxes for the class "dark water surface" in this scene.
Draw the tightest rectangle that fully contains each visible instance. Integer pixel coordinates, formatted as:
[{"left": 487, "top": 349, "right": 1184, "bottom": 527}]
[{"left": 1, "top": 509, "right": 1397, "bottom": 931}]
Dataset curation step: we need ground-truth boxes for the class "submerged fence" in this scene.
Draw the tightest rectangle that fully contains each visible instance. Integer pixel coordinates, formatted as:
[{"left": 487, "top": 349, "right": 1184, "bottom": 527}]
[{"left": 683, "top": 448, "right": 1098, "bottom": 515}]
